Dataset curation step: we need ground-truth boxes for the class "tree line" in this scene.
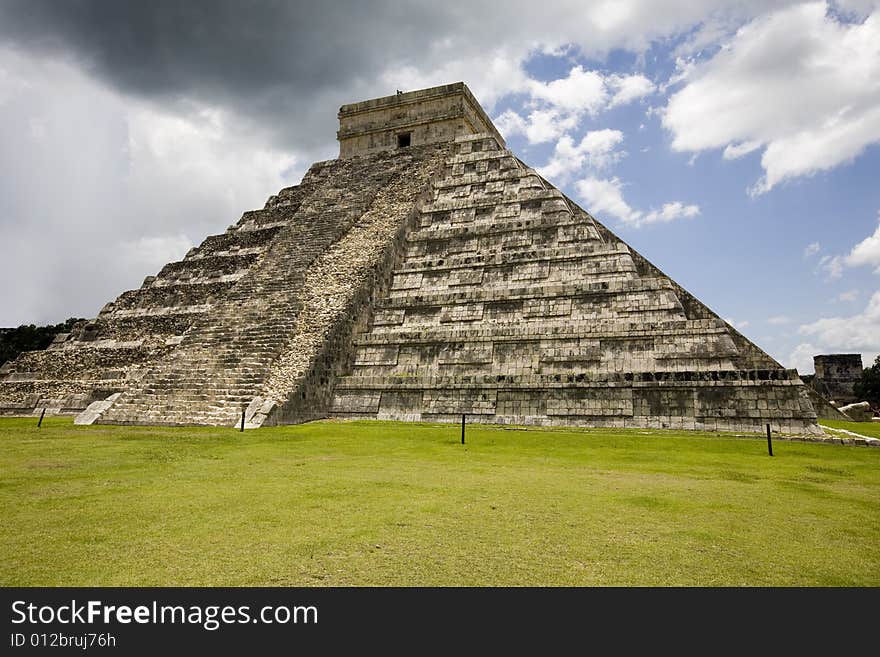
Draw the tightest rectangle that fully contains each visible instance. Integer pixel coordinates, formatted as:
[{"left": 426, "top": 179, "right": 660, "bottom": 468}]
[{"left": 0, "top": 318, "right": 86, "bottom": 367}]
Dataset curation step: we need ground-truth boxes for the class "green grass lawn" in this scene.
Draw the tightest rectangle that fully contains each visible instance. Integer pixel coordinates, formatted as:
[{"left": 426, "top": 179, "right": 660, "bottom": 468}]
[
  {"left": 820, "top": 419, "right": 880, "bottom": 439},
  {"left": 1, "top": 417, "right": 878, "bottom": 586}
]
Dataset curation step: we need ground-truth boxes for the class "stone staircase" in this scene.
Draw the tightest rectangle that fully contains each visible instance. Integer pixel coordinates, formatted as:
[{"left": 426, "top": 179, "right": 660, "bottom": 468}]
[{"left": 89, "top": 144, "right": 448, "bottom": 426}]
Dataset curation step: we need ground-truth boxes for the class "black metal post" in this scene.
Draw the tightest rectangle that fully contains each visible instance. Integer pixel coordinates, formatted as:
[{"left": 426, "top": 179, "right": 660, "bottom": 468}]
[
  {"left": 37, "top": 408, "right": 46, "bottom": 428},
  {"left": 766, "top": 423, "right": 773, "bottom": 456},
  {"left": 240, "top": 409, "right": 246, "bottom": 432},
  {"left": 461, "top": 414, "right": 466, "bottom": 444}
]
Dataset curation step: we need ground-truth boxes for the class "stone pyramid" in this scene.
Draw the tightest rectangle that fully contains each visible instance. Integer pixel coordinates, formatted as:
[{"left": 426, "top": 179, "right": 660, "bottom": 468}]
[{"left": 0, "top": 83, "right": 820, "bottom": 434}]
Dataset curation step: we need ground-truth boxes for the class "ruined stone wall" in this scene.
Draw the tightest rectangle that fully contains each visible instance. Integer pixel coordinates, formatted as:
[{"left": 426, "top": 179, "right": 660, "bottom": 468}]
[
  {"left": 340, "top": 117, "right": 466, "bottom": 159},
  {"left": 811, "top": 354, "right": 863, "bottom": 404},
  {"left": 338, "top": 82, "right": 503, "bottom": 157},
  {"left": 804, "top": 386, "right": 852, "bottom": 421}
]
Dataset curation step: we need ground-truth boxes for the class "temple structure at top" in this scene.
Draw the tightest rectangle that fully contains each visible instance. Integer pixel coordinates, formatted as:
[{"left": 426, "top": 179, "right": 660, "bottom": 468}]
[{"left": 337, "top": 82, "right": 504, "bottom": 157}]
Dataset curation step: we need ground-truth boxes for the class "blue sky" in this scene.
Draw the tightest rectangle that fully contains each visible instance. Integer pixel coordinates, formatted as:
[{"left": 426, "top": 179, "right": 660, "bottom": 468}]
[{"left": 0, "top": 0, "right": 878, "bottom": 374}]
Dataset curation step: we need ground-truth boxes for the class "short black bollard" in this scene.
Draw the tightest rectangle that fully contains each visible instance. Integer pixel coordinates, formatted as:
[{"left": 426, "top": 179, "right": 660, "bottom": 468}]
[
  {"left": 240, "top": 409, "right": 246, "bottom": 432},
  {"left": 37, "top": 408, "right": 46, "bottom": 428},
  {"left": 766, "top": 423, "right": 773, "bottom": 457},
  {"left": 461, "top": 414, "right": 466, "bottom": 445}
]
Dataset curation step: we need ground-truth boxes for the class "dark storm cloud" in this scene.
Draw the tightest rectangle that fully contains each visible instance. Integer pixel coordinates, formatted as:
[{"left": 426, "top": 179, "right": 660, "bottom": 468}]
[
  {"left": 0, "top": 0, "right": 773, "bottom": 151},
  {"left": 0, "top": 0, "right": 450, "bottom": 149}
]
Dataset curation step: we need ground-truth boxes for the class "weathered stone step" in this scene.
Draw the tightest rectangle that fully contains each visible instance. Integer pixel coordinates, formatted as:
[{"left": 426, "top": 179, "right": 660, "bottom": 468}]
[
  {"left": 396, "top": 242, "right": 628, "bottom": 274},
  {"left": 154, "top": 252, "right": 261, "bottom": 281},
  {"left": 376, "top": 277, "right": 677, "bottom": 310},
  {"left": 389, "top": 255, "right": 637, "bottom": 296},
  {"left": 263, "top": 182, "right": 309, "bottom": 209},
  {"left": 108, "top": 282, "right": 239, "bottom": 313},
  {"left": 198, "top": 228, "right": 284, "bottom": 258},
  {"left": 407, "top": 214, "right": 596, "bottom": 244},
  {"left": 404, "top": 230, "right": 600, "bottom": 260},
  {"left": 423, "top": 186, "right": 565, "bottom": 214},
  {"left": 3, "top": 345, "right": 161, "bottom": 379},
  {"left": 356, "top": 318, "right": 731, "bottom": 345},
  {"left": 433, "top": 167, "right": 527, "bottom": 189},
  {"left": 335, "top": 368, "right": 804, "bottom": 390}
]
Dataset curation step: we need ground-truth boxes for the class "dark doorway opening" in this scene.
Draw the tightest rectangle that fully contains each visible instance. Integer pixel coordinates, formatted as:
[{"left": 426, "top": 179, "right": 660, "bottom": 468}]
[{"left": 397, "top": 132, "right": 412, "bottom": 148}]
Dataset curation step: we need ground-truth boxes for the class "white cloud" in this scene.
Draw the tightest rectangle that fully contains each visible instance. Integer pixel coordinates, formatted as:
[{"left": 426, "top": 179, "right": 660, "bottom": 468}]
[
  {"left": 804, "top": 241, "right": 821, "bottom": 258},
  {"left": 538, "top": 118, "right": 698, "bottom": 231},
  {"left": 838, "top": 289, "right": 860, "bottom": 302},
  {"left": 796, "top": 289, "right": 880, "bottom": 363},
  {"left": 526, "top": 109, "right": 579, "bottom": 143},
  {"left": 381, "top": 48, "right": 531, "bottom": 110},
  {"left": 528, "top": 66, "right": 608, "bottom": 114},
  {"left": 538, "top": 129, "right": 625, "bottom": 182},
  {"left": 723, "top": 140, "right": 761, "bottom": 160},
  {"left": 575, "top": 177, "right": 700, "bottom": 228},
  {"left": 495, "top": 107, "right": 579, "bottom": 144},
  {"left": 819, "top": 254, "right": 845, "bottom": 279},
  {"left": 607, "top": 73, "right": 656, "bottom": 108},
  {"left": 663, "top": 2, "right": 880, "bottom": 194},
  {"left": 752, "top": 104, "right": 880, "bottom": 196},
  {"left": 835, "top": 0, "right": 880, "bottom": 17},
  {"left": 788, "top": 342, "right": 819, "bottom": 374},
  {"left": 369, "top": 1, "right": 796, "bottom": 124},
  {"left": 494, "top": 109, "right": 528, "bottom": 139},
  {"left": 818, "top": 213, "right": 880, "bottom": 278},
  {"left": 494, "top": 66, "right": 656, "bottom": 144},
  {"left": 768, "top": 315, "right": 792, "bottom": 325},
  {"left": 725, "top": 317, "right": 751, "bottom": 330},
  {"left": 845, "top": 216, "right": 880, "bottom": 272},
  {"left": 641, "top": 201, "right": 700, "bottom": 225},
  {"left": 576, "top": 177, "right": 643, "bottom": 226}
]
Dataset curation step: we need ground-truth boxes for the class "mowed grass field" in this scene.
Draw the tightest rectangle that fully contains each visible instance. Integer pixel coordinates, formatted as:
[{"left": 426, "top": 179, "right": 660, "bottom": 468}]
[
  {"left": 1, "top": 417, "right": 878, "bottom": 586},
  {"left": 820, "top": 419, "right": 880, "bottom": 439}
]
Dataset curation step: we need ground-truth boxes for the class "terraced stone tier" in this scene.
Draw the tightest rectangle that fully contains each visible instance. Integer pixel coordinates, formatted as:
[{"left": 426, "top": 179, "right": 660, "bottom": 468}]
[
  {"left": 0, "top": 380, "right": 111, "bottom": 415},
  {"left": 3, "top": 344, "right": 165, "bottom": 381},
  {"left": 332, "top": 369, "right": 818, "bottom": 434}
]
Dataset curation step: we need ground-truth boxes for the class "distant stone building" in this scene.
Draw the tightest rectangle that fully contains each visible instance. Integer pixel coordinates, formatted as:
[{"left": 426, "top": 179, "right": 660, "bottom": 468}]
[
  {"left": 811, "top": 354, "right": 863, "bottom": 405},
  {"left": 0, "top": 83, "right": 820, "bottom": 434}
]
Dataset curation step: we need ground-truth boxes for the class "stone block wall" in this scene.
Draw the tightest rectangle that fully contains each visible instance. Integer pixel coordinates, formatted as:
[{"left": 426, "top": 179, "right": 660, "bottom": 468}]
[
  {"left": 338, "top": 82, "right": 503, "bottom": 157},
  {"left": 811, "top": 354, "right": 863, "bottom": 404}
]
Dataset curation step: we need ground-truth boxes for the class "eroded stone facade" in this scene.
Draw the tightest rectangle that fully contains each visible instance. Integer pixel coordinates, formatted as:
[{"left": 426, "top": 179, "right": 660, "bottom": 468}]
[{"left": 811, "top": 354, "right": 863, "bottom": 405}]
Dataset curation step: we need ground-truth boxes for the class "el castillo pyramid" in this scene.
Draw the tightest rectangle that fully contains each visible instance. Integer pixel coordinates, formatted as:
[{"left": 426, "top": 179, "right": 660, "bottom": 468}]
[{"left": 0, "top": 83, "right": 821, "bottom": 434}]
